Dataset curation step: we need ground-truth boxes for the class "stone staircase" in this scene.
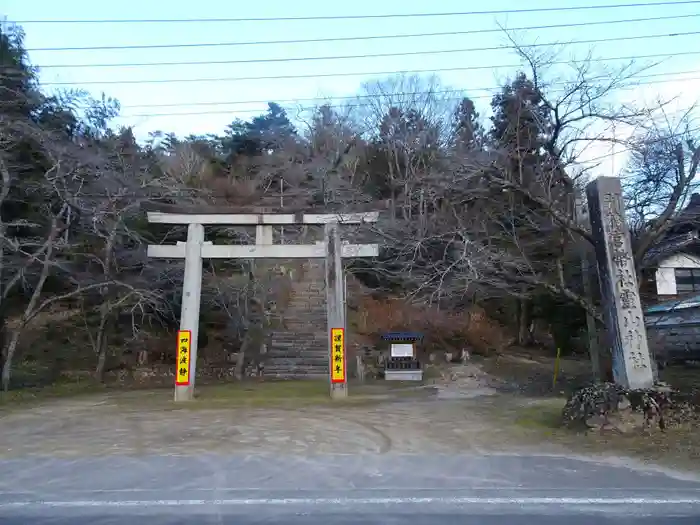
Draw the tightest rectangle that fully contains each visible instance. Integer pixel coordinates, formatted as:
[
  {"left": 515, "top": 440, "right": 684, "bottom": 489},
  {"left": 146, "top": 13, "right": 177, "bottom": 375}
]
[{"left": 264, "top": 260, "right": 330, "bottom": 378}]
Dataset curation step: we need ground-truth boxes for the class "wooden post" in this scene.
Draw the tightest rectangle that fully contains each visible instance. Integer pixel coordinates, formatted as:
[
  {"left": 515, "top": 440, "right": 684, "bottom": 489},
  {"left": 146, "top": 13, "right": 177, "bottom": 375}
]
[
  {"left": 325, "top": 222, "right": 348, "bottom": 399},
  {"left": 175, "top": 223, "right": 204, "bottom": 402}
]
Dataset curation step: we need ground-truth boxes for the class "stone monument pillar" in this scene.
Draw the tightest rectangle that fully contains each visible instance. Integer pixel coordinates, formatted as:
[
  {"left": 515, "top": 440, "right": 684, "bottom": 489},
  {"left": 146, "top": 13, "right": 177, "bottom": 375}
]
[{"left": 586, "top": 177, "right": 654, "bottom": 390}]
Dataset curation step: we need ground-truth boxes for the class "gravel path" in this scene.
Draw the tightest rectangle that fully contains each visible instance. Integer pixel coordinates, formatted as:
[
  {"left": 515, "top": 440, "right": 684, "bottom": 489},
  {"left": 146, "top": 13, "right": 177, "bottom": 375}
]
[{"left": 0, "top": 363, "right": 543, "bottom": 457}]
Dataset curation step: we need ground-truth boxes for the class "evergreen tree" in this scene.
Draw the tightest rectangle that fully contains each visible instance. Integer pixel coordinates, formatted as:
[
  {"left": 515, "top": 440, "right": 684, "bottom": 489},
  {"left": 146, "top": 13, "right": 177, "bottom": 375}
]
[
  {"left": 222, "top": 102, "right": 297, "bottom": 159},
  {"left": 452, "top": 97, "right": 483, "bottom": 151}
]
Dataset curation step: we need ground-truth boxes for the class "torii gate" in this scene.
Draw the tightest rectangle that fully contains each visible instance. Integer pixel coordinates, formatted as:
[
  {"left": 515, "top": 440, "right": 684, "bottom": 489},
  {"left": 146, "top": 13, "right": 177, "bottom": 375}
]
[{"left": 146, "top": 210, "right": 379, "bottom": 402}]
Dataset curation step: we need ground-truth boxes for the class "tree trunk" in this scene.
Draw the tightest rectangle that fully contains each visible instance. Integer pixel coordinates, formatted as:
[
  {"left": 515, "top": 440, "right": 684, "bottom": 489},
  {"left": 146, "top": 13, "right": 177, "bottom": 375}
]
[
  {"left": 95, "top": 348, "right": 108, "bottom": 382},
  {"left": 1, "top": 207, "right": 65, "bottom": 391},
  {"left": 234, "top": 330, "right": 256, "bottom": 380},
  {"left": 1, "top": 328, "right": 21, "bottom": 391},
  {"left": 234, "top": 346, "right": 246, "bottom": 380},
  {"left": 0, "top": 315, "right": 6, "bottom": 374},
  {"left": 95, "top": 226, "right": 117, "bottom": 382},
  {"left": 94, "top": 315, "right": 110, "bottom": 382},
  {"left": 517, "top": 299, "right": 533, "bottom": 346}
]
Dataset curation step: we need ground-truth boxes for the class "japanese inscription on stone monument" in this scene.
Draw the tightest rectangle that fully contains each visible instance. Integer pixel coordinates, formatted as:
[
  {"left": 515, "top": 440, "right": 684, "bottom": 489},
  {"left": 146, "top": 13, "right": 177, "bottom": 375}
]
[
  {"left": 330, "top": 327, "right": 346, "bottom": 384},
  {"left": 586, "top": 177, "right": 654, "bottom": 389},
  {"left": 601, "top": 192, "right": 650, "bottom": 371},
  {"left": 175, "top": 330, "right": 192, "bottom": 386}
]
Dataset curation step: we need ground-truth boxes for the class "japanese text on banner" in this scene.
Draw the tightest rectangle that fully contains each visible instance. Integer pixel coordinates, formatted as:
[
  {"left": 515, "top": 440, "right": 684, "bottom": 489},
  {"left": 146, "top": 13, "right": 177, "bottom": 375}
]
[
  {"left": 330, "top": 328, "right": 346, "bottom": 383},
  {"left": 176, "top": 330, "right": 192, "bottom": 386}
]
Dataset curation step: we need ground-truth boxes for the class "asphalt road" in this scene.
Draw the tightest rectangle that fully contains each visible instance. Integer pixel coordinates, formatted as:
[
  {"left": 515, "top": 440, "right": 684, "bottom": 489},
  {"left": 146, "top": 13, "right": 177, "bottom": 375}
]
[{"left": 2, "top": 454, "right": 700, "bottom": 524}]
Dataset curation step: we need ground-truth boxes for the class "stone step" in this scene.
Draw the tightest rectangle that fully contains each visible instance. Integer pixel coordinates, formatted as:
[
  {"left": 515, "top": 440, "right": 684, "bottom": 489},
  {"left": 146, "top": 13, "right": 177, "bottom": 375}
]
[
  {"left": 266, "top": 354, "right": 327, "bottom": 361},
  {"left": 256, "top": 265, "right": 339, "bottom": 377},
  {"left": 277, "top": 321, "right": 326, "bottom": 327},
  {"left": 267, "top": 343, "right": 327, "bottom": 349},
  {"left": 264, "top": 363, "right": 328, "bottom": 370},
  {"left": 268, "top": 335, "right": 326, "bottom": 340},
  {"left": 268, "top": 350, "right": 326, "bottom": 356},
  {"left": 263, "top": 362, "right": 329, "bottom": 375},
  {"left": 263, "top": 371, "right": 328, "bottom": 379},
  {"left": 266, "top": 346, "right": 328, "bottom": 359},
  {"left": 264, "top": 358, "right": 328, "bottom": 366},
  {"left": 265, "top": 354, "right": 328, "bottom": 362},
  {"left": 263, "top": 363, "right": 328, "bottom": 374},
  {"left": 269, "top": 333, "right": 327, "bottom": 339},
  {"left": 270, "top": 335, "right": 326, "bottom": 342}
]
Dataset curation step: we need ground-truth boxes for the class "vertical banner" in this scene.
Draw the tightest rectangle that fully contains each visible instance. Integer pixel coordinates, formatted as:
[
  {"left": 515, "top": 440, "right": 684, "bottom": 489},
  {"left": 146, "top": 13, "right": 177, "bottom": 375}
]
[
  {"left": 330, "top": 327, "right": 346, "bottom": 383},
  {"left": 176, "top": 330, "right": 192, "bottom": 386}
]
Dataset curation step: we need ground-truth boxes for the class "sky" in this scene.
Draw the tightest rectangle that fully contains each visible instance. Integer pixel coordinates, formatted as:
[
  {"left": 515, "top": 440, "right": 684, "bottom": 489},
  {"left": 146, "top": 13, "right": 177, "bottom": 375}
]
[{"left": 3, "top": 0, "right": 700, "bottom": 176}]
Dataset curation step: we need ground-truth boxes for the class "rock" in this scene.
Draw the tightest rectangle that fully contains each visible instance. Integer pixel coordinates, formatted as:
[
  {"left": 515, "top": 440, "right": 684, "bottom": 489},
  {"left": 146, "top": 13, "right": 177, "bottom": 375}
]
[
  {"left": 585, "top": 414, "right": 606, "bottom": 429},
  {"left": 563, "top": 382, "right": 699, "bottom": 433},
  {"left": 617, "top": 395, "right": 631, "bottom": 410}
]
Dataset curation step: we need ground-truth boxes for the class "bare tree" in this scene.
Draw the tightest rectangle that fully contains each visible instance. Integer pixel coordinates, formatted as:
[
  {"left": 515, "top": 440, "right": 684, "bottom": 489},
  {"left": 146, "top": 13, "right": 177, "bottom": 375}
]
[
  {"left": 203, "top": 263, "right": 285, "bottom": 380},
  {"left": 624, "top": 110, "right": 700, "bottom": 273},
  {"left": 353, "top": 75, "right": 461, "bottom": 226}
]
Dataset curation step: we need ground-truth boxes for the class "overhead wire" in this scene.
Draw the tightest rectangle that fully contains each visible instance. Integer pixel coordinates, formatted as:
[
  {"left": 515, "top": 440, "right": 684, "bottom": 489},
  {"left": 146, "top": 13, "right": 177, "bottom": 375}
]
[
  {"left": 35, "top": 30, "right": 700, "bottom": 69},
  {"left": 39, "top": 50, "right": 700, "bottom": 86},
  {"left": 580, "top": 125, "right": 700, "bottom": 163},
  {"left": 11, "top": 1, "right": 700, "bottom": 23},
  {"left": 12, "top": 1, "right": 697, "bottom": 164},
  {"left": 118, "top": 74, "right": 700, "bottom": 118},
  {"left": 115, "top": 68, "right": 700, "bottom": 111},
  {"left": 6, "top": 2, "right": 698, "bottom": 204},
  {"left": 26, "top": 13, "right": 700, "bottom": 52}
]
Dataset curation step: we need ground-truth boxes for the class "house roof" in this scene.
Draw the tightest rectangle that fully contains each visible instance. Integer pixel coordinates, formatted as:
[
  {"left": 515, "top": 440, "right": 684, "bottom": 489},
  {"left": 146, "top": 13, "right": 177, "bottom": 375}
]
[
  {"left": 645, "top": 293, "right": 700, "bottom": 314},
  {"left": 642, "top": 193, "right": 700, "bottom": 267},
  {"left": 642, "top": 231, "right": 700, "bottom": 267},
  {"left": 672, "top": 193, "right": 700, "bottom": 231}
]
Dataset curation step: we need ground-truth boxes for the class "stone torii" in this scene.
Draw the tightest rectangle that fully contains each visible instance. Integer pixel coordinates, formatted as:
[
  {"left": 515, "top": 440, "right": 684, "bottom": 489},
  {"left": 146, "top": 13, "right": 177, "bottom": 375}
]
[{"left": 146, "top": 210, "right": 379, "bottom": 402}]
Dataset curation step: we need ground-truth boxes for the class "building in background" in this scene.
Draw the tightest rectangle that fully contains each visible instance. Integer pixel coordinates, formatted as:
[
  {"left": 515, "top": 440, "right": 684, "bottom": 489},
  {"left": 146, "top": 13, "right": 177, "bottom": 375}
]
[{"left": 641, "top": 194, "right": 700, "bottom": 304}]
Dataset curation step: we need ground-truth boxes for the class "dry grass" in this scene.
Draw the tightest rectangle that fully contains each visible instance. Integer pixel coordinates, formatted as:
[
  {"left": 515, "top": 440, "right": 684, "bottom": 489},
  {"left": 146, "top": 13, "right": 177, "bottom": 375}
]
[
  {"left": 107, "top": 378, "right": 431, "bottom": 411},
  {"left": 478, "top": 352, "right": 700, "bottom": 471},
  {"left": 0, "top": 380, "right": 107, "bottom": 411},
  {"left": 351, "top": 292, "right": 513, "bottom": 355},
  {"left": 505, "top": 397, "right": 700, "bottom": 471}
]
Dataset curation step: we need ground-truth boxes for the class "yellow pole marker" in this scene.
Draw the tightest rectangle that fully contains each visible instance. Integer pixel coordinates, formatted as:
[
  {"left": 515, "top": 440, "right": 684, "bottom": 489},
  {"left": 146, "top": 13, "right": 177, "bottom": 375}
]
[
  {"left": 330, "top": 327, "right": 346, "bottom": 384},
  {"left": 176, "top": 330, "right": 192, "bottom": 387}
]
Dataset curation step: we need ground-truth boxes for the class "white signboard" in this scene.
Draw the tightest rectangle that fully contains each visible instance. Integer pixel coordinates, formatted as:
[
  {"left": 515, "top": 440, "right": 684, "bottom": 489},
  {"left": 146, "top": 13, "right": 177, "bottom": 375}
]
[{"left": 390, "top": 343, "right": 414, "bottom": 358}]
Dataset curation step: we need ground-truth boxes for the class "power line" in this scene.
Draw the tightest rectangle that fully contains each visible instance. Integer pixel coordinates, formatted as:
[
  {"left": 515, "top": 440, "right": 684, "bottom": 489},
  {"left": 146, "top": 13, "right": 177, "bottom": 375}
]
[
  {"left": 26, "top": 13, "right": 700, "bottom": 52},
  {"left": 11, "top": 1, "right": 700, "bottom": 23},
  {"left": 120, "top": 97, "right": 474, "bottom": 118},
  {"left": 118, "top": 75, "right": 700, "bottom": 118},
  {"left": 582, "top": 126, "right": 700, "bottom": 163},
  {"left": 41, "top": 50, "right": 700, "bottom": 86},
  {"left": 119, "top": 69, "right": 700, "bottom": 110},
  {"left": 36, "top": 31, "right": 700, "bottom": 69}
]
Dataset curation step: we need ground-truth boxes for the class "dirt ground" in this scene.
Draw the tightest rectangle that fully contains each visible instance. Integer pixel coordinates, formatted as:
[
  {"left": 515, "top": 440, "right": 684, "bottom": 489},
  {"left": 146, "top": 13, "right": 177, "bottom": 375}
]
[{"left": 1, "top": 354, "right": 700, "bottom": 473}]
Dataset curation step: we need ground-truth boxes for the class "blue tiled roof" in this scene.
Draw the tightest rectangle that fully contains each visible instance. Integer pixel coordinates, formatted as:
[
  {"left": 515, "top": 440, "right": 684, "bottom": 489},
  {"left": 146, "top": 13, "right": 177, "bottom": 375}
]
[
  {"left": 644, "top": 294, "right": 700, "bottom": 314},
  {"left": 381, "top": 332, "right": 424, "bottom": 341}
]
